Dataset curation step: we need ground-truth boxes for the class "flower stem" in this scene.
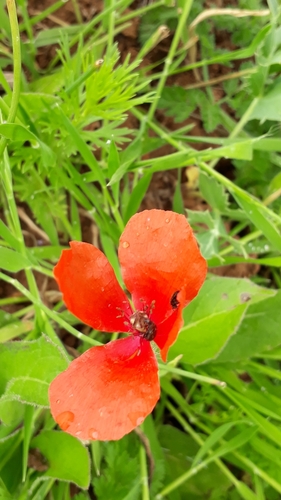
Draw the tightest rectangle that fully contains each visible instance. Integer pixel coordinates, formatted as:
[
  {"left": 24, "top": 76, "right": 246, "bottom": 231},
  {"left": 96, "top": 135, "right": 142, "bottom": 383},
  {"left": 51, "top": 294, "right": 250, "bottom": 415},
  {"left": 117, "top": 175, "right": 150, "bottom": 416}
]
[{"left": 140, "top": 444, "right": 150, "bottom": 500}]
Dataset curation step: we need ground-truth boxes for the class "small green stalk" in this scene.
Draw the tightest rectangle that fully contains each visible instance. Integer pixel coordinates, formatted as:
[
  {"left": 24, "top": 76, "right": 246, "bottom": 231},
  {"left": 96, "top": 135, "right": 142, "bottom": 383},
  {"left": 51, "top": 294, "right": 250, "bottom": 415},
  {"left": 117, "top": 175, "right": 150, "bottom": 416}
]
[
  {"left": 146, "top": 0, "right": 194, "bottom": 123},
  {"left": 140, "top": 444, "right": 150, "bottom": 500},
  {"left": 105, "top": 0, "right": 116, "bottom": 57}
]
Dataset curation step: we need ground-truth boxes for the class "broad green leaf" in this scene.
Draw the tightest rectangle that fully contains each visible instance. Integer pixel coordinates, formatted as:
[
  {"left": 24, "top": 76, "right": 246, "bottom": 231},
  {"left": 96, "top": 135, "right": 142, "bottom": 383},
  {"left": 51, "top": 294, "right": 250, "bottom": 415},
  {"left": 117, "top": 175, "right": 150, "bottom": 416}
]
[
  {"left": 6, "top": 377, "right": 50, "bottom": 407},
  {"left": 170, "top": 304, "right": 247, "bottom": 365},
  {"left": 0, "top": 397, "right": 24, "bottom": 426},
  {"left": 31, "top": 430, "right": 90, "bottom": 489},
  {"left": 169, "top": 277, "right": 274, "bottom": 365},
  {"left": 0, "top": 247, "right": 31, "bottom": 272},
  {"left": 0, "top": 337, "right": 68, "bottom": 406},
  {"left": 215, "top": 291, "right": 281, "bottom": 363}
]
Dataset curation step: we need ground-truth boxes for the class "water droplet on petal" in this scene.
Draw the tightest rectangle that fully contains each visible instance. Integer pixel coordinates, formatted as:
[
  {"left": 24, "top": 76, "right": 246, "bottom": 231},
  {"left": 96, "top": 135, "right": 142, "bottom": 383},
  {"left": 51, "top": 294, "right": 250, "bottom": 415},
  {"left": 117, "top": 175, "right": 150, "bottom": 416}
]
[
  {"left": 128, "top": 411, "right": 145, "bottom": 427},
  {"left": 56, "top": 399, "right": 60, "bottom": 404},
  {"left": 122, "top": 241, "right": 130, "bottom": 248},
  {"left": 89, "top": 428, "right": 99, "bottom": 440},
  {"left": 165, "top": 218, "right": 170, "bottom": 223},
  {"left": 137, "top": 416, "right": 145, "bottom": 426},
  {"left": 57, "top": 411, "right": 74, "bottom": 431}
]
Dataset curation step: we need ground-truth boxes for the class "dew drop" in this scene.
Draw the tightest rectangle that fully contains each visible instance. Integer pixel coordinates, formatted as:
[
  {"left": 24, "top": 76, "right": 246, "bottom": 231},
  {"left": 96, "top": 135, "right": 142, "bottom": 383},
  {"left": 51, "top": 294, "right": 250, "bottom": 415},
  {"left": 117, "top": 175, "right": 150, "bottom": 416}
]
[
  {"left": 165, "top": 218, "right": 170, "bottom": 223},
  {"left": 101, "top": 287, "right": 105, "bottom": 292},
  {"left": 89, "top": 428, "right": 99, "bottom": 440},
  {"left": 136, "top": 416, "right": 144, "bottom": 426},
  {"left": 56, "top": 399, "right": 60, "bottom": 404},
  {"left": 129, "top": 411, "right": 145, "bottom": 427},
  {"left": 122, "top": 241, "right": 130, "bottom": 248},
  {"left": 75, "top": 431, "right": 82, "bottom": 436},
  {"left": 57, "top": 411, "right": 74, "bottom": 431}
]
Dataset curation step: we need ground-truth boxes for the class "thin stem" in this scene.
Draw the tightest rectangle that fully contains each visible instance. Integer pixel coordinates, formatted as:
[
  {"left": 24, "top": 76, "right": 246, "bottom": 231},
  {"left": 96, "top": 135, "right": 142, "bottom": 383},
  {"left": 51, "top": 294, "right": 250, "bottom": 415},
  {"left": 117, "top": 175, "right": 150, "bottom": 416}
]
[
  {"left": 147, "top": 0, "right": 194, "bottom": 122},
  {"left": 0, "top": 0, "right": 21, "bottom": 158},
  {"left": 105, "top": 0, "right": 116, "bottom": 57},
  {"left": 140, "top": 445, "right": 150, "bottom": 500},
  {"left": 159, "top": 364, "right": 226, "bottom": 387},
  {"left": 71, "top": 0, "right": 83, "bottom": 24}
]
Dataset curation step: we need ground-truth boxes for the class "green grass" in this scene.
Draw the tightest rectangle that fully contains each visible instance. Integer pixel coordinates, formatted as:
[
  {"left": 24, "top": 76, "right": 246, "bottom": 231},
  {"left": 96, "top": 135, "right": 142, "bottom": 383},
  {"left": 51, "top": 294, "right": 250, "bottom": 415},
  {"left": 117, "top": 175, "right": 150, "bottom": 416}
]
[{"left": 1, "top": 0, "right": 281, "bottom": 498}]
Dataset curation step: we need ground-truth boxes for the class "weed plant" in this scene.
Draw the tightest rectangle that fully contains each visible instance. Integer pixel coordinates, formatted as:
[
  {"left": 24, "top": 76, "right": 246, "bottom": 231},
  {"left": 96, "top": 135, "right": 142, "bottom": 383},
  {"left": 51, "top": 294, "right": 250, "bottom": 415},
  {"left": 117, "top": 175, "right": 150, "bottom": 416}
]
[{"left": 1, "top": 0, "right": 281, "bottom": 499}]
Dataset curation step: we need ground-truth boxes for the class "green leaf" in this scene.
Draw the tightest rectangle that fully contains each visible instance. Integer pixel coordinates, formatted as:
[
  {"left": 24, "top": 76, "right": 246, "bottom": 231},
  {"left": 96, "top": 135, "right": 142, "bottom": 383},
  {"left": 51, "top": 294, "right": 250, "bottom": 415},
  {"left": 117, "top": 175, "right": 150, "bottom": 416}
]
[
  {"left": 108, "top": 136, "right": 142, "bottom": 186},
  {"left": 158, "top": 425, "right": 230, "bottom": 498},
  {"left": 92, "top": 438, "right": 140, "bottom": 500},
  {"left": 250, "top": 81, "right": 281, "bottom": 122},
  {"left": 192, "top": 421, "right": 239, "bottom": 466},
  {"left": 0, "top": 124, "right": 55, "bottom": 168},
  {"left": 0, "top": 336, "right": 68, "bottom": 406},
  {"left": 169, "top": 277, "right": 273, "bottom": 365},
  {"left": 123, "top": 173, "right": 152, "bottom": 224},
  {"left": 0, "top": 320, "right": 33, "bottom": 343},
  {"left": 171, "top": 304, "right": 247, "bottom": 365},
  {"left": 0, "top": 397, "right": 24, "bottom": 427},
  {"left": 0, "top": 247, "right": 31, "bottom": 272},
  {"left": 232, "top": 191, "right": 281, "bottom": 251},
  {"left": 31, "top": 431, "right": 90, "bottom": 489},
  {"left": 57, "top": 108, "right": 104, "bottom": 185},
  {"left": 215, "top": 291, "right": 281, "bottom": 363},
  {"left": 0, "top": 221, "right": 21, "bottom": 252},
  {"left": 199, "top": 171, "right": 231, "bottom": 212}
]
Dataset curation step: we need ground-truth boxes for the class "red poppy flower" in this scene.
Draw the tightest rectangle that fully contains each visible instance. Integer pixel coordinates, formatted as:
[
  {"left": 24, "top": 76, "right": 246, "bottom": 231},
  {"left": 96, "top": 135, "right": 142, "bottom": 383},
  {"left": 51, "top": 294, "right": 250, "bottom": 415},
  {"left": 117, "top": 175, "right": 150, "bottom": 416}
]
[{"left": 49, "top": 210, "right": 207, "bottom": 441}]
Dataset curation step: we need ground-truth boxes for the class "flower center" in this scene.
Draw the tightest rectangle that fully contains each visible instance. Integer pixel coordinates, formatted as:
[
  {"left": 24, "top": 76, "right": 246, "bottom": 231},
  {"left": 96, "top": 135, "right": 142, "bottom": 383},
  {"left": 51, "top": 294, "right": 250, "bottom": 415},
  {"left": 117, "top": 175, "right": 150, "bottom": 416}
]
[{"left": 129, "top": 311, "right": 157, "bottom": 341}]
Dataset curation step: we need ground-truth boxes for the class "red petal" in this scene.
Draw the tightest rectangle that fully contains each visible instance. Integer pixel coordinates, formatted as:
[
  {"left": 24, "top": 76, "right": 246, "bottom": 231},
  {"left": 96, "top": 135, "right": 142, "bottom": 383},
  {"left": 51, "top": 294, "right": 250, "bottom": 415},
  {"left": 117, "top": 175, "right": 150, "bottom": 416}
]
[
  {"left": 119, "top": 210, "right": 207, "bottom": 325},
  {"left": 155, "top": 302, "right": 185, "bottom": 361},
  {"left": 54, "top": 241, "right": 132, "bottom": 332},
  {"left": 49, "top": 336, "right": 160, "bottom": 441}
]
